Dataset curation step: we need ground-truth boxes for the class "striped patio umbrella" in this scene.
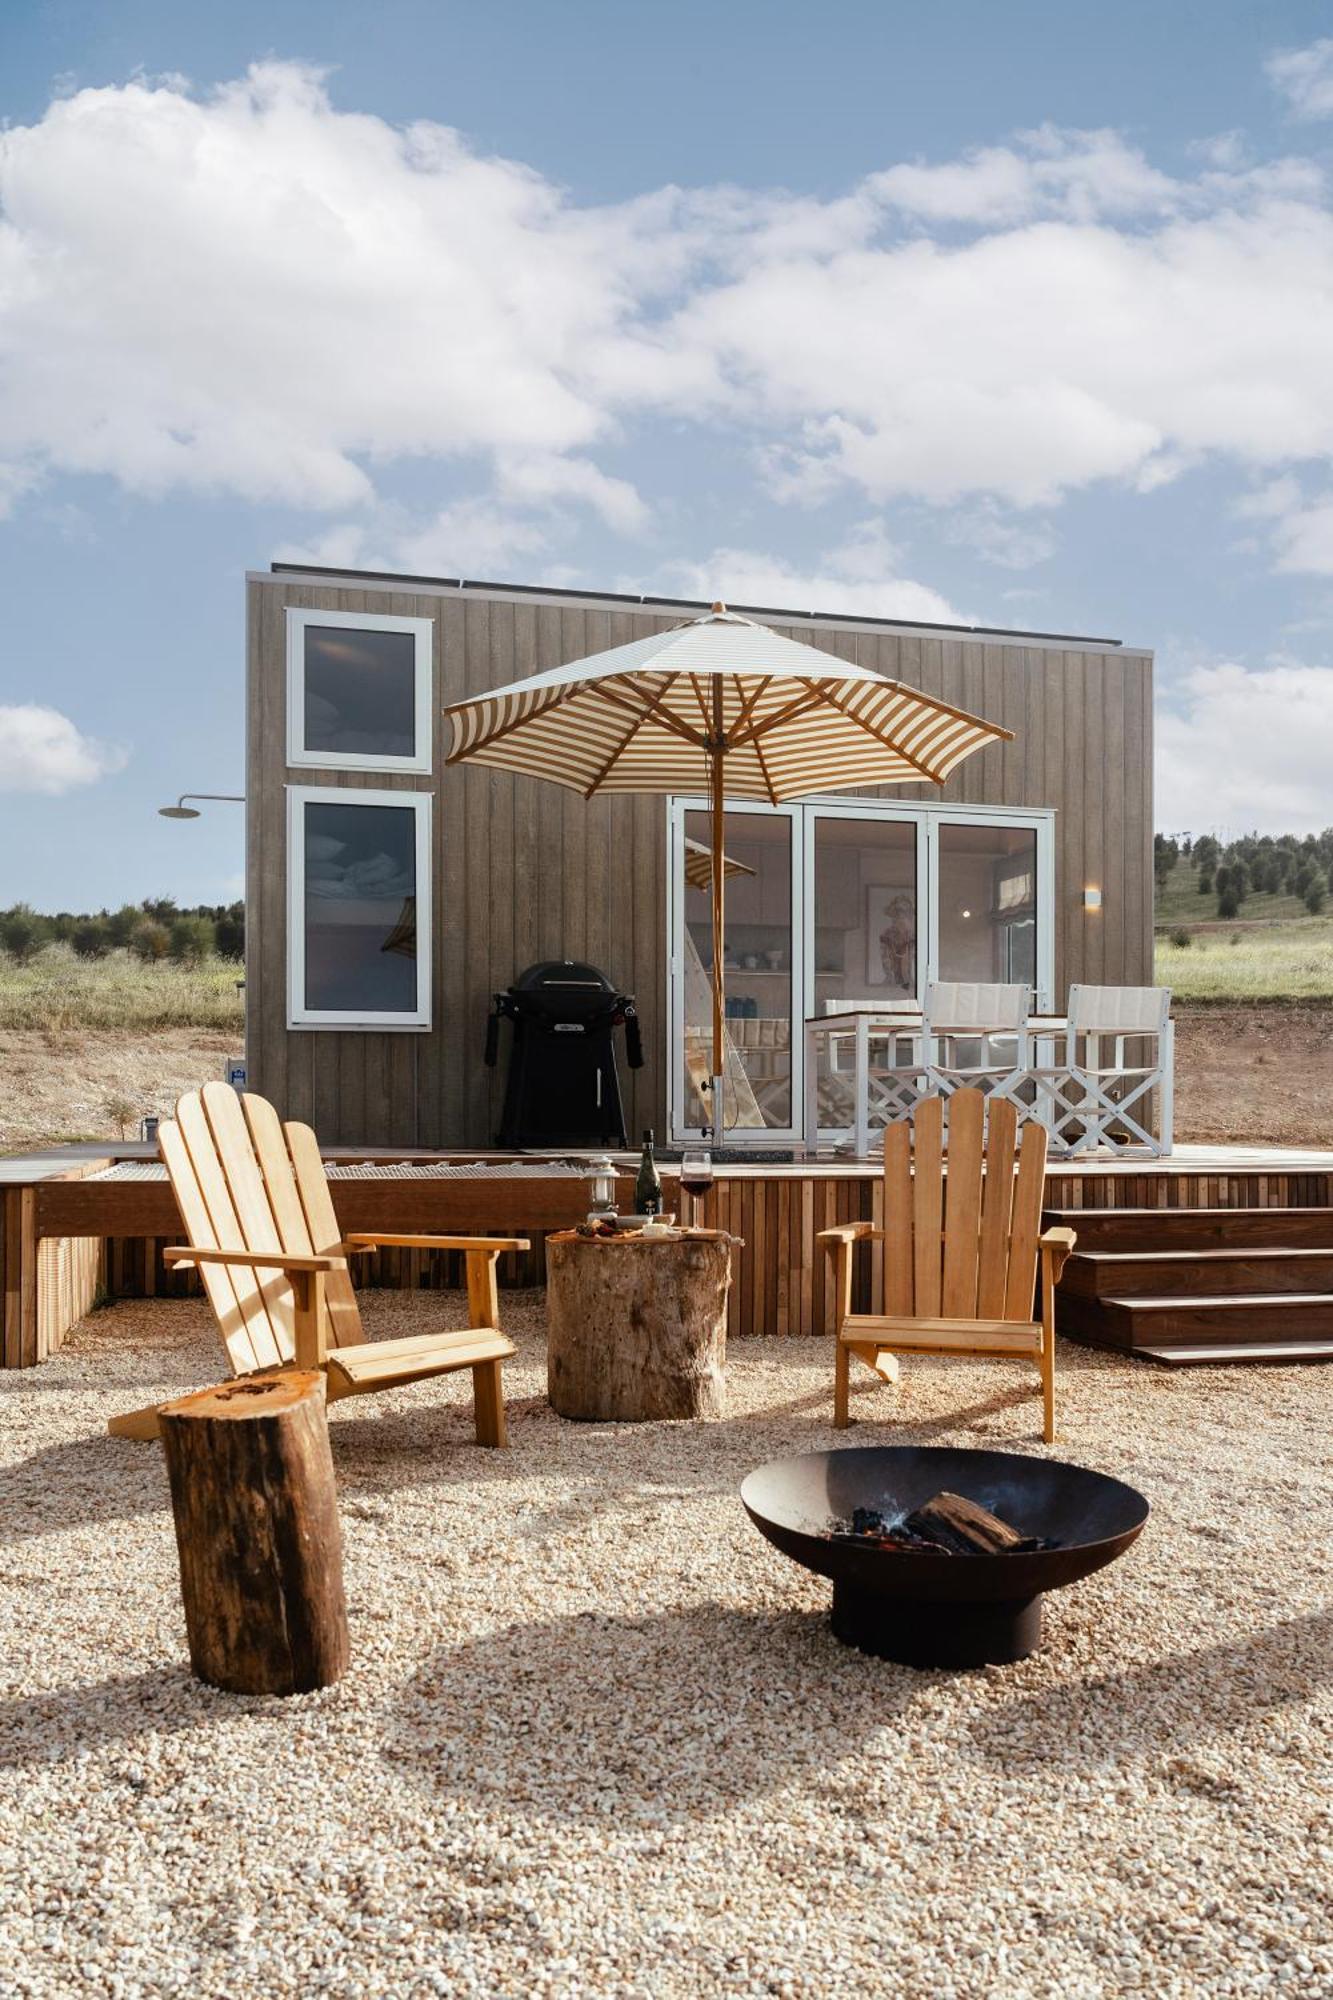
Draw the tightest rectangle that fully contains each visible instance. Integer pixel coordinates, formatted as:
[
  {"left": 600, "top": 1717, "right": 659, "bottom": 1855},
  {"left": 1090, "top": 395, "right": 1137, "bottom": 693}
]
[{"left": 444, "top": 603, "right": 1010, "bottom": 1140}]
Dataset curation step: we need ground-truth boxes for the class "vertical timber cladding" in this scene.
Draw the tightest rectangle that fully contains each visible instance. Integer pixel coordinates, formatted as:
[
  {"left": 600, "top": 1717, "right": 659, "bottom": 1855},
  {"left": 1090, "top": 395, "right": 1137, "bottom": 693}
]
[{"left": 247, "top": 573, "right": 1153, "bottom": 1146}]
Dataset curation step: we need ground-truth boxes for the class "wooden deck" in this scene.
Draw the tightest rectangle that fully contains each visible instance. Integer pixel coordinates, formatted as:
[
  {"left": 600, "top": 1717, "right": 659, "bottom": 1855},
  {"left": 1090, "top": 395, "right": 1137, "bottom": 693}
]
[{"left": 5, "top": 1138, "right": 1333, "bottom": 1364}]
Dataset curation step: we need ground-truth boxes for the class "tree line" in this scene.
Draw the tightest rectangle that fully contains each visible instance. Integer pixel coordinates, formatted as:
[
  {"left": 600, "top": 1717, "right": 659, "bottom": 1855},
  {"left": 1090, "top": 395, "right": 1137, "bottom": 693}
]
[
  {"left": 1155, "top": 832, "right": 1330, "bottom": 919},
  {"left": 0, "top": 899, "right": 245, "bottom": 963}
]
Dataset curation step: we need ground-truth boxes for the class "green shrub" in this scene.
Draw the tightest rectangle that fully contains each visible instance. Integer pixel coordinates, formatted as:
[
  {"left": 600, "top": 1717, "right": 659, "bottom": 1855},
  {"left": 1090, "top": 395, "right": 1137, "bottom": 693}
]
[
  {"left": 1168, "top": 927, "right": 1191, "bottom": 948},
  {"left": 131, "top": 919, "right": 171, "bottom": 962},
  {"left": 169, "top": 914, "right": 216, "bottom": 962}
]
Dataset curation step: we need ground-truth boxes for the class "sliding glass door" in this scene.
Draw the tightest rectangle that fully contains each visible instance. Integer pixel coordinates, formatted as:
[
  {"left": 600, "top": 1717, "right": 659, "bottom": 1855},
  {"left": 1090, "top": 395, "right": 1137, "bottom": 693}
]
[{"left": 668, "top": 800, "right": 1054, "bottom": 1143}]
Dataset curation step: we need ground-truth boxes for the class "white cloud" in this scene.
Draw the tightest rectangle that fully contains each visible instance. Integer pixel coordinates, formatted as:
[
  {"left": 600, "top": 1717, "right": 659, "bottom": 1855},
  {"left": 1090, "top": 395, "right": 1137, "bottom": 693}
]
[
  {"left": 494, "top": 455, "right": 648, "bottom": 534},
  {"left": 1156, "top": 660, "right": 1333, "bottom": 833},
  {"left": 0, "top": 705, "right": 126, "bottom": 793},
  {"left": 1271, "top": 495, "right": 1333, "bottom": 575},
  {"left": 942, "top": 502, "right": 1056, "bottom": 569},
  {"left": 1, "top": 65, "right": 1333, "bottom": 542},
  {"left": 0, "top": 62, "right": 670, "bottom": 514},
  {"left": 640, "top": 522, "right": 971, "bottom": 626},
  {"left": 870, "top": 126, "right": 1178, "bottom": 226},
  {"left": 1267, "top": 39, "right": 1333, "bottom": 120},
  {"left": 275, "top": 498, "right": 552, "bottom": 578}
]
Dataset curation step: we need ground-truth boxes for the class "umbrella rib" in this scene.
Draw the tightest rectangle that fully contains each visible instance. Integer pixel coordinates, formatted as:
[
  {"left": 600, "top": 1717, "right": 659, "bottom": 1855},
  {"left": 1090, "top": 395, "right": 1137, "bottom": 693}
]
[
  {"left": 732, "top": 686, "right": 829, "bottom": 745},
  {"left": 731, "top": 675, "right": 773, "bottom": 740},
  {"left": 687, "top": 673, "right": 714, "bottom": 738},
  {"left": 589, "top": 674, "right": 708, "bottom": 749},
  {"left": 803, "top": 678, "right": 947, "bottom": 782},
  {"left": 581, "top": 698, "right": 655, "bottom": 798},
  {"left": 750, "top": 729, "right": 780, "bottom": 807}
]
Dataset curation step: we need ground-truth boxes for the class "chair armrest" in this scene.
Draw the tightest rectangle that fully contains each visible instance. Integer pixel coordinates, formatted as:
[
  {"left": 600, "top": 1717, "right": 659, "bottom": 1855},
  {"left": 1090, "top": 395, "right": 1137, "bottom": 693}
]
[
  {"left": 1039, "top": 1226, "right": 1077, "bottom": 1284},
  {"left": 342, "top": 1233, "right": 531, "bottom": 1254},
  {"left": 163, "top": 1245, "right": 346, "bottom": 1273},
  {"left": 816, "top": 1223, "right": 882, "bottom": 1250}
]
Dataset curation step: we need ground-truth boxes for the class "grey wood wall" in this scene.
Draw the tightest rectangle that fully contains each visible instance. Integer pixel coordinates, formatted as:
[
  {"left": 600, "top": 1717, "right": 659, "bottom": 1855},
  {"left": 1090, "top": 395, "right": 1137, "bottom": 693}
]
[{"left": 246, "top": 574, "right": 1153, "bottom": 1146}]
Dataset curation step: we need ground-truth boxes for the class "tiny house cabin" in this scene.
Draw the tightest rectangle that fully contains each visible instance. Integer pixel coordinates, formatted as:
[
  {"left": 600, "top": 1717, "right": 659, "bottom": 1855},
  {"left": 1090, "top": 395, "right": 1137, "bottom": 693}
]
[{"left": 245, "top": 564, "right": 1153, "bottom": 1148}]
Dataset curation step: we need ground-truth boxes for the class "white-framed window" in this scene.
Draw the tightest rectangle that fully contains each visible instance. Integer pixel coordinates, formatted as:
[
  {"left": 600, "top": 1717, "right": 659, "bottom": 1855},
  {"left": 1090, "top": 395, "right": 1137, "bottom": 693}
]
[
  {"left": 287, "top": 786, "right": 431, "bottom": 1030},
  {"left": 286, "top": 608, "right": 433, "bottom": 772}
]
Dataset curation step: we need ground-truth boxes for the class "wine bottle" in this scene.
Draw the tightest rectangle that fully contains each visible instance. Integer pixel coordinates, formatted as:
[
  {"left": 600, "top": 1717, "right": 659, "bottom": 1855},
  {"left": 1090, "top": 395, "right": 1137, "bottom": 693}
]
[{"left": 635, "top": 1129, "right": 662, "bottom": 1216}]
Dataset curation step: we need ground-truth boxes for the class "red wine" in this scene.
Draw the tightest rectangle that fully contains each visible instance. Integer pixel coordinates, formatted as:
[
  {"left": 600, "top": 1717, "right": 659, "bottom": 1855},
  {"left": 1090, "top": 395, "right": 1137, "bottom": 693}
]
[{"left": 680, "top": 1177, "right": 714, "bottom": 1199}]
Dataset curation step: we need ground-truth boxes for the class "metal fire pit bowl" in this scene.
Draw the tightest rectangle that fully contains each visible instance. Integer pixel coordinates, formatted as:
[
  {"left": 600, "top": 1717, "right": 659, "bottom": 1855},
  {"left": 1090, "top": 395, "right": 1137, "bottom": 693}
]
[{"left": 741, "top": 1446, "right": 1149, "bottom": 1669}]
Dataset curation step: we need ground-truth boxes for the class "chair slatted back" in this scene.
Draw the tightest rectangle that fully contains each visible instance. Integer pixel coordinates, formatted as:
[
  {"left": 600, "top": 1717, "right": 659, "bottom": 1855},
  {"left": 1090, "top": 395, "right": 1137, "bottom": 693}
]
[
  {"left": 881, "top": 1089, "right": 1047, "bottom": 1323},
  {"left": 158, "top": 1083, "right": 364, "bottom": 1376}
]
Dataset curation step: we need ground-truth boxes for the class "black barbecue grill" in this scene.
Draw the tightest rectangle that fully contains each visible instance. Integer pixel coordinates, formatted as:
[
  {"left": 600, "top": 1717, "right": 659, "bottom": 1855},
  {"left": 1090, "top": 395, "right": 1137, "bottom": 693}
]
[{"left": 485, "top": 960, "right": 643, "bottom": 1148}]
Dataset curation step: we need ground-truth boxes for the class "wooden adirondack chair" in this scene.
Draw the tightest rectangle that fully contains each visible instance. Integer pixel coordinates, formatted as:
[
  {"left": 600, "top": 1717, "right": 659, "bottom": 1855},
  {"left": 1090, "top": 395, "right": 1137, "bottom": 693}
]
[
  {"left": 819, "top": 1088, "right": 1075, "bottom": 1442},
  {"left": 108, "top": 1083, "right": 528, "bottom": 1445}
]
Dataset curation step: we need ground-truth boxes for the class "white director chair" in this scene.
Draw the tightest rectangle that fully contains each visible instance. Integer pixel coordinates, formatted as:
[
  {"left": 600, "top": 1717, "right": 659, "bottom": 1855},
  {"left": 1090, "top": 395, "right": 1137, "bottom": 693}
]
[{"left": 1031, "top": 984, "right": 1173, "bottom": 1156}]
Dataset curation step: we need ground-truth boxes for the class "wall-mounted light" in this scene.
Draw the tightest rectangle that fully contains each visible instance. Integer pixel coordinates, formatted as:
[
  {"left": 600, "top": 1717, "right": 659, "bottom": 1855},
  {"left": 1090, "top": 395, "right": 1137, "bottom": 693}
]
[{"left": 1083, "top": 886, "right": 1103, "bottom": 912}]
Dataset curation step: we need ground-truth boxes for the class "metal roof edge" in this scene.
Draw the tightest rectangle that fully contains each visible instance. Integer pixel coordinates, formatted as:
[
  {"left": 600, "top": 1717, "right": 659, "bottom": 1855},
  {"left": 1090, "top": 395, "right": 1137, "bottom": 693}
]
[{"left": 250, "top": 565, "right": 1151, "bottom": 657}]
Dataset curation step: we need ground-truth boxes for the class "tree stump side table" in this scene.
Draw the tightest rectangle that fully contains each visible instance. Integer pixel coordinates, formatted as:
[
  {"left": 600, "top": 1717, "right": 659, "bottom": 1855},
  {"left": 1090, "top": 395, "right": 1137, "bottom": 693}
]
[{"left": 545, "top": 1229, "right": 737, "bottom": 1421}]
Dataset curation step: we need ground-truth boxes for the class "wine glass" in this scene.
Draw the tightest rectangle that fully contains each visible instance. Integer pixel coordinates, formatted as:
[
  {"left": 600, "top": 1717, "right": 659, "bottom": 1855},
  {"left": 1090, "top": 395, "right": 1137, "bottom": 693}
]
[{"left": 679, "top": 1144, "right": 714, "bottom": 1230}]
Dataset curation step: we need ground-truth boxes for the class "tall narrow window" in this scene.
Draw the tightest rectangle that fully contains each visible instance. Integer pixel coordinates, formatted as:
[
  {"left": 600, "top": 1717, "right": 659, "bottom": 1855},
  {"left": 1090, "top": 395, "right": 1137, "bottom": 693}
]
[
  {"left": 288, "top": 787, "right": 431, "bottom": 1028},
  {"left": 937, "top": 823, "right": 1038, "bottom": 990},
  {"left": 287, "top": 609, "right": 433, "bottom": 772}
]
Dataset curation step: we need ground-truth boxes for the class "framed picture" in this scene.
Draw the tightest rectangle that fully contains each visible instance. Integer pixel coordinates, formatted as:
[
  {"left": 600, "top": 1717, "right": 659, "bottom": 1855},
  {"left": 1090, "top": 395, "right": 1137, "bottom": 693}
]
[{"left": 865, "top": 885, "right": 916, "bottom": 992}]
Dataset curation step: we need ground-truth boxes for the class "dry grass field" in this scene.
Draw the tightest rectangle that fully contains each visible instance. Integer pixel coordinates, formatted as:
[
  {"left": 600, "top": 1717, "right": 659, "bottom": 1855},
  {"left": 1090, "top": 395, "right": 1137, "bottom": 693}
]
[{"left": 3, "top": 946, "right": 1333, "bottom": 1152}]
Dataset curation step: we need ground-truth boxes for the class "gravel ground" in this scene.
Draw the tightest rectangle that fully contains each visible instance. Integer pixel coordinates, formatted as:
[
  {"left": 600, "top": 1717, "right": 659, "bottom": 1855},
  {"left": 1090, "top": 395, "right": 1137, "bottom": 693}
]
[{"left": 1, "top": 1292, "right": 1331, "bottom": 2000}]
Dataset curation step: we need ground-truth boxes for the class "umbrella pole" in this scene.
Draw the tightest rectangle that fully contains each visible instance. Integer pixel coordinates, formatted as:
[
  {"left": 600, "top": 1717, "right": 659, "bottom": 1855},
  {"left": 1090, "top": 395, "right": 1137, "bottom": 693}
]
[{"left": 710, "top": 741, "right": 725, "bottom": 1145}]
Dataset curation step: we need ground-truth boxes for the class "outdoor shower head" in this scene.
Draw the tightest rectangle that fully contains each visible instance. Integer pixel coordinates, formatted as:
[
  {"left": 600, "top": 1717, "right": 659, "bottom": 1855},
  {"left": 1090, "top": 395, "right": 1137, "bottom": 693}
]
[{"left": 158, "top": 803, "right": 201, "bottom": 819}]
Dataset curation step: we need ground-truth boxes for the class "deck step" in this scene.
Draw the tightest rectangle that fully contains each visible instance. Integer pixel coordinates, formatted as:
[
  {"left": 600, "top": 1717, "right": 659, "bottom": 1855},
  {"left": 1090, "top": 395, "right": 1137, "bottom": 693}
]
[
  {"left": 1060, "top": 1247, "right": 1333, "bottom": 1300},
  {"left": 1044, "top": 1206, "right": 1333, "bottom": 1254},
  {"left": 1136, "top": 1341, "right": 1333, "bottom": 1368},
  {"left": 1061, "top": 1290, "right": 1333, "bottom": 1351}
]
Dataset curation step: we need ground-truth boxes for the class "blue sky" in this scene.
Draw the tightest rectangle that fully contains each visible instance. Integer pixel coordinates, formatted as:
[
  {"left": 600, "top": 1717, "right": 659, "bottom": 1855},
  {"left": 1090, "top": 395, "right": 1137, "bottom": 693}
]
[{"left": 2, "top": 0, "right": 1333, "bottom": 906}]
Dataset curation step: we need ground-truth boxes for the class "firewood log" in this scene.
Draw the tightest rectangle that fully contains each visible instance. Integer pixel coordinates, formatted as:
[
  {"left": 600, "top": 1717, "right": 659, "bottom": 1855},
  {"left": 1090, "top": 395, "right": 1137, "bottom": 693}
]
[
  {"left": 902, "top": 1490, "right": 1026, "bottom": 1555},
  {"left": 158, "top": 1370, "right": 349, "bottom": 1694}
]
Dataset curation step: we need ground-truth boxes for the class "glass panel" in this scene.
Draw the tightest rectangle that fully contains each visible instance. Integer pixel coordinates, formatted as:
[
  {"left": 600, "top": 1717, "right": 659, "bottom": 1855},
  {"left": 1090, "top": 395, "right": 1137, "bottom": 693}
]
[
  {"left": 813, "top": 817, "right": 918, "bottom": 1006},
  {"left": 303, "top": 799, "right": 419, "bottom": 1014},
  {"left": 683, "top": 811, "right": 793, "bottom": 1132},
  {"left": 810, "top": 816, "right": 918, "bottom": 1134},
  {"left": 303, "top": 626, "right": 418, "bottom": 760},
  {"left": 937, "top": 823, "right": 1038, "bottom": 990}
]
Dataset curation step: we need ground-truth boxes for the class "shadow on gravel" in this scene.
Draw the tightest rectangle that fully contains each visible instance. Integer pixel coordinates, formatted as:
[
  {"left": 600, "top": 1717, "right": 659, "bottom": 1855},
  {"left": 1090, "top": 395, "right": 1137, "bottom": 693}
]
[
  {"left": 969, "top": 1605, "right": 1333, "bottom": 1770},
  {"left": 0, "top": 1435, "right": 172, "bottom": 1546},
  {"left": 387, "top": 1602, "right": 917, "bottom": 1826},
  {"left": 0, "top": 1665, "right": 232, "bottom": 1769}
]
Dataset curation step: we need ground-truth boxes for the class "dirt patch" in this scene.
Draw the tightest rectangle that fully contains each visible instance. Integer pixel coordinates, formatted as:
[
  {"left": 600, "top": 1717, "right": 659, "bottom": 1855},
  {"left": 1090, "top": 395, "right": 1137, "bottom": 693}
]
[
  {"left": 3, "top": 1006, "right": 1332, "bottom": 1152},
  {"left": 0, "top": 1027, "right": 241, "bottom": 1150},
  {"left": 1173, "top": 1001, "right": 1333, "bottom": 1147}
]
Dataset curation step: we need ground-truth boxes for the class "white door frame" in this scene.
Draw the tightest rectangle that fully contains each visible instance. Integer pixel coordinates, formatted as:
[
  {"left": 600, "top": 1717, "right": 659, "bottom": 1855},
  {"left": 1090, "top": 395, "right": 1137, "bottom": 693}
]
[{"left": 666, "top": 797, "right": 1056, "bottom": 1144}]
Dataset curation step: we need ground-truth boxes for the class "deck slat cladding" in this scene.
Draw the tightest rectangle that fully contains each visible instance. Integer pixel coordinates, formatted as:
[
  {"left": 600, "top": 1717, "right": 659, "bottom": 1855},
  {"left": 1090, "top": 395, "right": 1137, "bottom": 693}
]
[{"left": 6, "top": 1143, "right": 1333, "bottom": 1360}]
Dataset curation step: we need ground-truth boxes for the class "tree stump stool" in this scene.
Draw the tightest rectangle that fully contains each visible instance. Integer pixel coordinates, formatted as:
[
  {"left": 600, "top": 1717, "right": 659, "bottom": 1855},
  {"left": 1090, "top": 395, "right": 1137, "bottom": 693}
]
[
  {"left": 158, "top": 1370, "right": 350, "bottom": 1695},
  {"left": 546, "top": 1229, "right": 736, "bottom": 1421}
]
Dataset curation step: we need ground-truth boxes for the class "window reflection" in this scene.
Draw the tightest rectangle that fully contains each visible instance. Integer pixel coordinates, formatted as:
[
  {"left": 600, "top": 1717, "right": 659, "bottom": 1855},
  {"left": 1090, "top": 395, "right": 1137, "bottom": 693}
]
[
  {"left": 303, "top": 627, "right": 418, "bottom": 761},
  {"left": 303, "top": 800, "right": 419, "bottom": 1013}
]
